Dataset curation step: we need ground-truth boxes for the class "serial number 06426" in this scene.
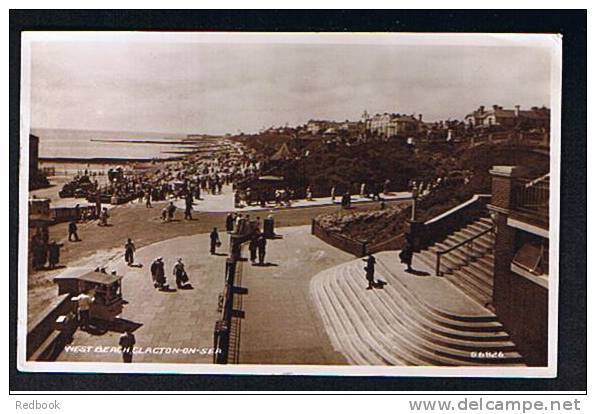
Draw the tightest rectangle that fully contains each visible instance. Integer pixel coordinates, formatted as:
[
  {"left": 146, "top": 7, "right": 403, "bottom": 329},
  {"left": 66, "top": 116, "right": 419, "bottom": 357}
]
[{"left": 470, "top": 351, "right": 506, "bottom": 358}]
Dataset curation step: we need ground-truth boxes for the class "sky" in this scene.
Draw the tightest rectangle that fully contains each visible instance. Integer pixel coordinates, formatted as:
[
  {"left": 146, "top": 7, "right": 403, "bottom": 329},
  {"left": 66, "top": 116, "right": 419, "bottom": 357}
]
[{"left": 27, "top": 34, "right": 554, "bottom": 135}]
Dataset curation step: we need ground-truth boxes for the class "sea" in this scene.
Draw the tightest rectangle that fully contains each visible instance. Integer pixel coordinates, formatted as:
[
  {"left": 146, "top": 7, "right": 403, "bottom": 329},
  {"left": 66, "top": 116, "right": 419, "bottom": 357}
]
[{"left": 30, "top": 128, "right": 190, "bottom": 161}]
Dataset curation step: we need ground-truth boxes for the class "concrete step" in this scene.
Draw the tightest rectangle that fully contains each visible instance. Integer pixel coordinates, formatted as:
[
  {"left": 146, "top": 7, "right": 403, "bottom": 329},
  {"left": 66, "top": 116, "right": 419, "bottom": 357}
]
[
  {"left": 310, "top": 259, "right": 525, "bottom": 367},
  {"left": 444, "top": 272, "right": 492, "bottom": 307},
  {"left": 319, "top": 275, "right": 385, "bottom": 365},
  {"left": 448, "top": 229, "right": 494, "bottom": 248},
  {"left": 339, "top": 267, "right": 466, "bottom": 365},
  {"left": 341, "top": 269, "right": 485, "bottom": 365},
  {"left": 310, "top": 275, "right": 370, "bottom": 365},
  {"left": 342, "top": 265, "right": 522, "bottom": 364},
  {"left": 449, "top": 268, "right": 493, "bottom": 298},
  {"left": 372, "top": 261, "right": 505, "bottom": 333},
  {"left": 468, "top": 222, "right": 494, "bottom": 234},
  {"left": 328, "top": 270, "right": 419, "bottom": 365}
]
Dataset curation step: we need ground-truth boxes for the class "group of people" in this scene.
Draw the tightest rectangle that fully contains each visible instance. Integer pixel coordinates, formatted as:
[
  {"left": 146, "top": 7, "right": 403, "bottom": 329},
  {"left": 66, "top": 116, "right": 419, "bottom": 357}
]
[
  {"left": 248, "top": 231, "right": 268, "bottom": 265},
  {"left": 30, "top": 230, "right": 63, "bottom": 270},
  {"left": 150, "top": 257, "right": 191, "bottom": 290},
  {"left": 362, "top": 234, "right": 415, "bottom": 290}
]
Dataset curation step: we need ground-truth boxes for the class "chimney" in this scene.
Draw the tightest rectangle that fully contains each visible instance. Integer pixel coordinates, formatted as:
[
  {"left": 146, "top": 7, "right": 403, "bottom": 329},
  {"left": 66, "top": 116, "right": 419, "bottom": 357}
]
[
  {"left": 492, "top": 104, "right": 499, "bottom": 111},
  {"left": 479, "top": 105, "right": 485, "bottom": 114},
  {"left": 418, "top": 114, "right": 423, "bottom": 121},
  {"left": 514, "top": 105, "right": 520, "bottom": 117}
]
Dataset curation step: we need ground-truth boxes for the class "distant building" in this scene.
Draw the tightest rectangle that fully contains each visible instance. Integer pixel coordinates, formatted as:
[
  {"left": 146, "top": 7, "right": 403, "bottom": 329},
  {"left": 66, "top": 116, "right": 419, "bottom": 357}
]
[
  {"left": 365, "top": 113, "right": 424, "bottom": 138},
  {"left": 465, "top": 105, "right": 550, "bottom": 129},
  {"left": 305, "top": 120, "right": 337, "bottom": 135}
]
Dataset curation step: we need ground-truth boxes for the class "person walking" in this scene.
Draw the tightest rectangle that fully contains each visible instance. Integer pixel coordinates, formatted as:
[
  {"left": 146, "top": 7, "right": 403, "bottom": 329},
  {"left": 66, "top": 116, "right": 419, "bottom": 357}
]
[
  {"left": 173, "top": 258, "right": 189, "bottom": 289},
  {"left": 145, "top": 190, "right": 152, "bottom": 208},
  {"left": 210, "top": 227, "right": 220, "bottom": 255},
  {"left": 74, "top": 290, "right": 94, "bottom": 330},
  {"left": 99, "top": 207, "right": 109, "bottom": 226},
  {"left": 68, "top": 220, "right": 80, "bottom": 242},
  {"left": 119, "top": 329, "right": 136, "bottom": 363},
  {"left": 249, "top": 233, "right": 258, "bottom": 264},
  {"left": 306, "top": 186, "right": 313, "bottom": 201},
  {"left": 225, "top": 213, "right": 234, "bottom": 232},
  {"left": 257, "top": 233, "right": 267, "bottom": 265},
  {"left": 95, "top": 194, "right": 102, "bottom": 219},
  {"left": 124, "top": 238, "right": 136, "bottom": 266},
  {"left": 151, "top": 257, "right": 166, "bottom": 289},
  {"left": 184, "top": 194, "right": 193, "bottom": 220},
  {"left": 167, "top": 201, "right": 176, "bottom": 221},
  {"left": 362, "top": 254, "right": 377, "bottom": 290}
]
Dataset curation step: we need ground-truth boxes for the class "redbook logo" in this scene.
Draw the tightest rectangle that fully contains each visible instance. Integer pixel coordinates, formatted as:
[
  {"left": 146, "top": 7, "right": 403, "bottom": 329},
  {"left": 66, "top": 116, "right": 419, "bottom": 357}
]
[{"left": 15, "top": 400, "right": 61, "bottom": 410}]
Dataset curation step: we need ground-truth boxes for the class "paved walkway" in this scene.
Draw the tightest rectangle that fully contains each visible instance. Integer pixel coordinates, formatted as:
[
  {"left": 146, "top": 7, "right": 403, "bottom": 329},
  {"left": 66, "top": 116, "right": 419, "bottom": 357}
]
[
  {"left": 237, "top": 225, "right": 353, "bottom": 365},
  {"left": 57, "top": 232, "right": 232, "bottom": 364},
  {"left": 174, "top": 184, "right": 411, "bottom": 213}
]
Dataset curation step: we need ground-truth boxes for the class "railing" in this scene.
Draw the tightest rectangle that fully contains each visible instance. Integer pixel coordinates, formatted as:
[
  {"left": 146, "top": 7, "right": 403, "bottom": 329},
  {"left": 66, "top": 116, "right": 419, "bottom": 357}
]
[
  {"left": 421, "top": 194, "right": 491, "bottom": 251},
  {"left": 213, "top": 259, "right": 237, "bottom": 364},
  {"left": 435, "top": 225, "right": 494, "bottom": 276},
  {"left": 512, "top": 177, "right": 549, "bottom": 225}
]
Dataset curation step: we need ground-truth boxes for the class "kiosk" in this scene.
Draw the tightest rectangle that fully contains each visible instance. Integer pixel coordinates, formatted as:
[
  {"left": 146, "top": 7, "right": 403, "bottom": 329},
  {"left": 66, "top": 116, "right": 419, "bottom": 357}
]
[{"left": 53, "top": 267, "right": 124, "bottom": 321}]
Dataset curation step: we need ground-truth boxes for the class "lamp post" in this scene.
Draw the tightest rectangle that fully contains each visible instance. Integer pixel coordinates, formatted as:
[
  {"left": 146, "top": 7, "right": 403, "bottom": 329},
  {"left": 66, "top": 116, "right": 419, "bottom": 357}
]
[{"left": 410, "top": 186, "right": 419, "bottom": 221}]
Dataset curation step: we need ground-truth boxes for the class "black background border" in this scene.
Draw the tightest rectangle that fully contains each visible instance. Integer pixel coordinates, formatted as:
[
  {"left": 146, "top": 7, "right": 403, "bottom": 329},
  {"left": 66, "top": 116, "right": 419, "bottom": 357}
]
[{"left": 9, "top": 9, "right": 587, "bottom": 392}]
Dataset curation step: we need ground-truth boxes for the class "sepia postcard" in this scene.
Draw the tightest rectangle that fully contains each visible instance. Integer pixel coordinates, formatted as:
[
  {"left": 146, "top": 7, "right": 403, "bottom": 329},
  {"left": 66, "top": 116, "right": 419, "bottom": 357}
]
[{"left": 18, "top": 32, "right": 562, "bottom": 377}]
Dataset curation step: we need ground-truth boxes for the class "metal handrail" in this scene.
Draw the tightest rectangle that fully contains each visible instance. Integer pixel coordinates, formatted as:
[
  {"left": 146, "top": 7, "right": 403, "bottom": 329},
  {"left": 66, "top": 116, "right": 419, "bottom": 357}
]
[{"left": 435, "top": 225, "right": 494, "bottom": 276}]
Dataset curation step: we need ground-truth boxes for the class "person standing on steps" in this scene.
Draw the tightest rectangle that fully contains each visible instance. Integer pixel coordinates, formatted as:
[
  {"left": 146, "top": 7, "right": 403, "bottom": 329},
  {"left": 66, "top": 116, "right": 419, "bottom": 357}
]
[
  {"left": 363, "top": 254, "right": 377, "bottom": 290},
  {"left": 399, "top": 234, "right": 414, "bottom": 272}
]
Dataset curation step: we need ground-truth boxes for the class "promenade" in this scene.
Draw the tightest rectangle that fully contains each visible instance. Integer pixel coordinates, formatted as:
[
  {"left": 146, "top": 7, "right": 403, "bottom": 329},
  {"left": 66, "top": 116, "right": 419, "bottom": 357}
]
[
  {"left": 172, "top": 184, "right": 411, "bottom": 213},
  {"left": 57, "top": 232, "right": 232, "bottom": 364},
  {"left": 55, "top": 225, "right": 356, "bottom": 365},
  {"left": 237, "top": 225, "right": 352, "bottom": 365}
]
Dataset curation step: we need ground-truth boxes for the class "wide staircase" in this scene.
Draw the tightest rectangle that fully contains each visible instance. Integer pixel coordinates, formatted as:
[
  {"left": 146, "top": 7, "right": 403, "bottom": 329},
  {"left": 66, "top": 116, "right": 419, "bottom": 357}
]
[
  {"left": 311, "top": 255, "right": 524, "bottom": 366},
  {"left": 417, "top": 216, "right": 495, "bottom": 307}
]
